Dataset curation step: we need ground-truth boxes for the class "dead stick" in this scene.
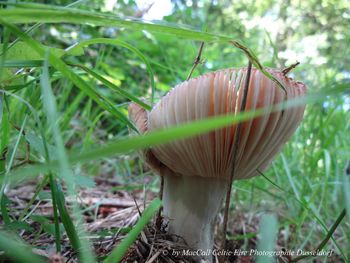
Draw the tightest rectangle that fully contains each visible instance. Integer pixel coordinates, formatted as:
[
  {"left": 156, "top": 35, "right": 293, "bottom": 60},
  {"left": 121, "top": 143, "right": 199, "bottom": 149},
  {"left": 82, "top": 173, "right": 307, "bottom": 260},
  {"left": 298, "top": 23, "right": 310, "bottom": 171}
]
[
  {"left": 155, "top": 176, "right": 164, "bottom": 230},
  {"left": 222, "top": 61, "right": 252, "bottom": 250},
  {"left": 187, "top": 42, "right": 205, "bottom": 80}
]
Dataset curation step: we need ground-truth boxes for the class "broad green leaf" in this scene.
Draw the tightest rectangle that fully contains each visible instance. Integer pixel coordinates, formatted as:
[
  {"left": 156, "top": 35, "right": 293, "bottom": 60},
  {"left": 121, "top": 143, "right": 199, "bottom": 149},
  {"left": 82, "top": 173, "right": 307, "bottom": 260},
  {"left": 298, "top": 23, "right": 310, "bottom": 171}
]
[
  {"left": 30, "top": 215, "right": 62, "bottom": 236},
  {"left": 6, "top": 221, "right": 33, "bottom": 232},
  {"left": 0, "top": 68, "right": 24, "bottom": 86},
  {"left": 25, "top": 132, "right": 56, "bottom": 158},
  {"left": 0, "top": 41, "right": 63, "bottom": 60},
  {"left": 0, "top": 41, "right": 83, "bottom": 85}
]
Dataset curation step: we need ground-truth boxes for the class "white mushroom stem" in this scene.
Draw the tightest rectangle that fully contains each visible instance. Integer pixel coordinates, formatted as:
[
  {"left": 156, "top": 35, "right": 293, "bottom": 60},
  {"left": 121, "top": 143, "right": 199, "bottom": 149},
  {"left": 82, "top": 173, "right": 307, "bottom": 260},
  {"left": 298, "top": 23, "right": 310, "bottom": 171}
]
[{"left": 163, "top": 173, "right": 227, "bottom": 254}]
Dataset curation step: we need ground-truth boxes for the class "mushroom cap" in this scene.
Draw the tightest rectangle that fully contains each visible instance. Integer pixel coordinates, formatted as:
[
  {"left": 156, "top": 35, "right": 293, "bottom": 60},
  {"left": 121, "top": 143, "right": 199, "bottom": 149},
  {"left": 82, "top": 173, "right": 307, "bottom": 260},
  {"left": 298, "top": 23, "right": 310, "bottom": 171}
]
[{"left": 129, "top": 67, "right": 307, "bottom": 180}]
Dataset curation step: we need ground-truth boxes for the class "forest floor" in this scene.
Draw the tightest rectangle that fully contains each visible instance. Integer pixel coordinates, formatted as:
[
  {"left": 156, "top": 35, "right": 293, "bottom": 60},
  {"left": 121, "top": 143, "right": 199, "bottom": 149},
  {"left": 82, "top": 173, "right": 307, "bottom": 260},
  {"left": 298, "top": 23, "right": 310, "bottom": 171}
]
[{"left": 3, "top": 171, "right": 345, "bottom": 263}]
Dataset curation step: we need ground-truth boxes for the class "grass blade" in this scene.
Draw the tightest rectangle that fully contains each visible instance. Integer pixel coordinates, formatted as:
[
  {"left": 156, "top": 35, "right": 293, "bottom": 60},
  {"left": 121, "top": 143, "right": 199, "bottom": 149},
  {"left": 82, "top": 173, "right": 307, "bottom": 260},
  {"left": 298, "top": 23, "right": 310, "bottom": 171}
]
[
  {"left": 256, "top": 214, "right": 278, "bottom": 263},
  {"left": 291, "top": 209, "right": 347, "bottom": 262},
  {"left": 0, "top": 194, "right": 11, "bottom": 225},
  {"left": 344, "top": 170, "right": 350, "bottom": 221},
  {"left": 40, "top": 53, "right": 95, "bottom": 262},
  {"left": 104, "top": 198, "right": 162, "bottom": 263},
  {"left": 0, "top": 4, "right": 226, "bottom": 41},
  {"left": 0, "top": 115, "right": 27, "bottom": 204},
  {"left": 0, "top": 93, "right": 10, "bottom": 173},
  {"left": 0, "top": 4, "right": 286, "bottom": 91},
  {"left": 49, "top": 174, "right": 62, "bottom": 252},
  {"left": 2, "top": 59, "right": 43, "bottom": 67},
  {"left": 67, "top": 38, "right": 156, "bottom": 105},
  {"left": 259, "top": 171, "right": 347, "bottom": 260},
  {"left": 69, "top": 63, "right": 151, "bottom": 111},
  {"left": 1, "top": 19, "right": 136, "bottom": 131},
  {"left": 281, "top": 154, "right": 300, "bottom": 200},
  {"left": 51, "top": 179, "right": 80, "bottom": 252},
  {"left": 0, "top": 231, "right": 45, "bottom": 263}
]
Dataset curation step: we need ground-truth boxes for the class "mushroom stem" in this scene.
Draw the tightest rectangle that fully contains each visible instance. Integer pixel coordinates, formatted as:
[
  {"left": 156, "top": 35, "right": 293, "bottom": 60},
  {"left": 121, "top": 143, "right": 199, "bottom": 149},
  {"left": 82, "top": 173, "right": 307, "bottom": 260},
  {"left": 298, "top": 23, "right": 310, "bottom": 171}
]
[{"left": 163, "top": 173, "right": 227, "bottom": 259}]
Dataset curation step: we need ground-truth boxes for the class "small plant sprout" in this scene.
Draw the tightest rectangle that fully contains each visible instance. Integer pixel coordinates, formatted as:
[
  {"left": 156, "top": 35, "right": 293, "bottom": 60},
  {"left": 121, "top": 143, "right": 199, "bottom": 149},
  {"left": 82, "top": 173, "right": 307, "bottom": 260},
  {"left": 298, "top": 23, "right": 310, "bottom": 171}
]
[{"left": 129, "top": 67, "right": 307, "bottom": 261}]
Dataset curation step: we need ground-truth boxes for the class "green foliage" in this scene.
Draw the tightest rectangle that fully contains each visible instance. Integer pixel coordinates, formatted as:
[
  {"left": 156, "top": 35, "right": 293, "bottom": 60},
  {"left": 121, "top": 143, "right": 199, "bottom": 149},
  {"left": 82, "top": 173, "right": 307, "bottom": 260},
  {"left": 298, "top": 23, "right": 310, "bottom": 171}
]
[
  {"left": 0, "top": 41, "right": 83, "bottom": 60},
  {"left": 0, "top": 41, "right": 83, "bottom": 85},
  {"left": 0, "top": 231, "right": 45, "bottom": 263},
  {"left": 104, "top": 198, "right": 162, "bottom": 263},
  {"left": 256, "top": 214, "right": 278, "bottom": 263}
]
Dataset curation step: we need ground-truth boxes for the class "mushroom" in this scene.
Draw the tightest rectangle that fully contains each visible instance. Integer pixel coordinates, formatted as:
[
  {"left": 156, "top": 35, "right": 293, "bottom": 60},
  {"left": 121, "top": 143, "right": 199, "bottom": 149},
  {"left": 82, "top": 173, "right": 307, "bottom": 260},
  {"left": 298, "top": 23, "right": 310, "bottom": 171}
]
[{"left": 128, "top": 67, "right": 307, "bottom": 259}]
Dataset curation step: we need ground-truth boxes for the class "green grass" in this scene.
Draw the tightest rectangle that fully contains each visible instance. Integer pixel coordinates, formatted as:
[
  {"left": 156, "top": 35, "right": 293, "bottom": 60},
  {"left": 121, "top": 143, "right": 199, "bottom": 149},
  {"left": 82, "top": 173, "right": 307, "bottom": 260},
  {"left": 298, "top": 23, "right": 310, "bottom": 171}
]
[
  {"left": 0, "top": 231, "right": 45, "bottom": 263},
  {"left": 103, "top": 198, "right": 162, "bottom": 263},
  {"left": 0, "top": 1, "right": 349, "bottom": 263}
]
